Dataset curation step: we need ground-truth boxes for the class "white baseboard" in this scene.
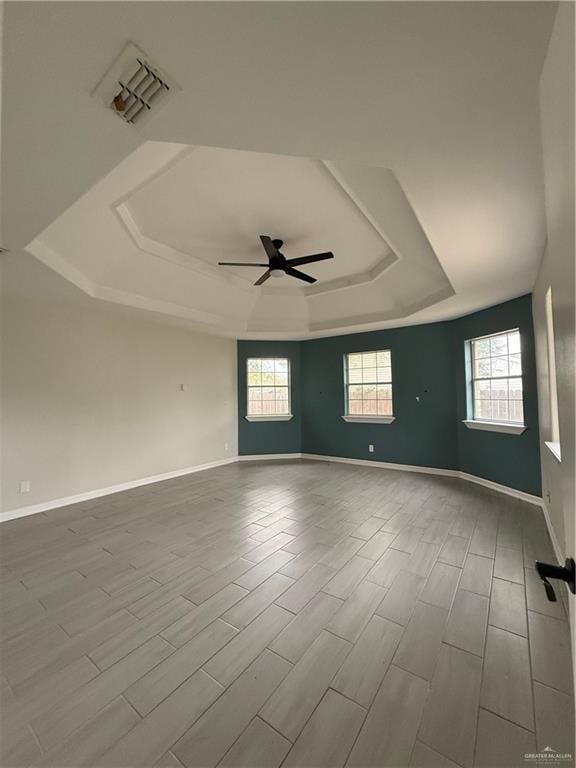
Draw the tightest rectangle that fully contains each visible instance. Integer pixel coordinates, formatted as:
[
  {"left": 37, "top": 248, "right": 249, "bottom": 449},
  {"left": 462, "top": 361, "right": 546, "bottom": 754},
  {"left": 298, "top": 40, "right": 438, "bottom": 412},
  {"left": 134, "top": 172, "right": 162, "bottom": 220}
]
[
  {"left": 1, "top": 450, "right": 544, "bottom": 524},
  {"left": 456, "top": 471, "right": 543, "bottom": 506},
  {"left": 238, "top": 453, "right": 303, "bottom": 462},
  {"left": 271, "top": 452, "right": 542, "bottom": 507},
  {"left": 0, "top": 456, "right": 239, "bottom": 523},
  {"left": 302, "top": 454, "right": 541, "bottom": 505},
  {"left": 301, "top": 453, "right": 459, "bottom": 479}
]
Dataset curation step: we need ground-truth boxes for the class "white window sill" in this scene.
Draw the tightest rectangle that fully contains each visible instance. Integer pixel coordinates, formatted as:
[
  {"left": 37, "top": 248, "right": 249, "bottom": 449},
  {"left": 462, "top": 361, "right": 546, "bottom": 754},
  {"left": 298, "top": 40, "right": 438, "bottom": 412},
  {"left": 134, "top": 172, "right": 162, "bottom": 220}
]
[
  {"left": 342, "top": 415, "right": 395, "bottom": 424},
  {"left": 545, "top": 441, "right": 562, "bottom": 462},
  {"left": 463, "top": 420, "right": 526, "bottom": 435},
  {"left": 245, "top": 414, "right": 293, "bottom": 422}
]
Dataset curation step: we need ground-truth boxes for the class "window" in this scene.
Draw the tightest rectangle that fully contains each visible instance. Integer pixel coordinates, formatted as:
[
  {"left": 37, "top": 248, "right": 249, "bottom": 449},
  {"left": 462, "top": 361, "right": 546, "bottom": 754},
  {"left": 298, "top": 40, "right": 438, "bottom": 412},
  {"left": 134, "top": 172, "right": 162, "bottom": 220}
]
[
  {"left": 468, "top": 329, "right": 524, "bottom": 425},
  {"left": 344, "top": 350, "right": 393, "bottom": 421},
  {"left": 246, "top": 358, "right": 291, "bottom": 420},
  {"left": 545, "top": 288, "right": 561, "bottom": 461}
]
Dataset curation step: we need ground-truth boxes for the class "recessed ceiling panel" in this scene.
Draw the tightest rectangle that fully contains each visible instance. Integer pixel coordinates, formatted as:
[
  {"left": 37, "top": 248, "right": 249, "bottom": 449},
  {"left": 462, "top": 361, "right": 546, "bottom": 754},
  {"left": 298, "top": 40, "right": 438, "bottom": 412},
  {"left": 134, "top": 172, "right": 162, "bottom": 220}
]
[{"left": 125, "top": 147, "right": 389, "bottom": 283}]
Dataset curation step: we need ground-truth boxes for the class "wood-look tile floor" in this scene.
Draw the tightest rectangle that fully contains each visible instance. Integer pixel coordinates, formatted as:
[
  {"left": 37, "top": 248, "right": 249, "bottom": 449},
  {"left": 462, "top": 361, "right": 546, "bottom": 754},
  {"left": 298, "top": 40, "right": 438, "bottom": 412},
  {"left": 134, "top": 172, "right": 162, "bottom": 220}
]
[{"left": 1, "top": 459, "right": 574, "bottom": 768}]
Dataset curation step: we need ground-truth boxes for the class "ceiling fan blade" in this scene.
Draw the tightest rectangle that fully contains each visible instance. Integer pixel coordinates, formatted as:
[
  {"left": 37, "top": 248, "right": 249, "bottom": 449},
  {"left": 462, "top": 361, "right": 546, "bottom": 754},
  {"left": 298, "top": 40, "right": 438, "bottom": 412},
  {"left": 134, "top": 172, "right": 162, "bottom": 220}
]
[
  {"left": 285, "top": 252, "right": 334, "bottom": 268},
  {"left": 285, "top": 267, "right": 317, "bottom": 284},
  {"left": 254, "top": 270, "right": 272, "bottom": 286},
  {"left": 259, "top": 235, "right": 278, "bottom": 261},
  {"left": 218, "top": 262, "right": 269, "bottom": 267}
]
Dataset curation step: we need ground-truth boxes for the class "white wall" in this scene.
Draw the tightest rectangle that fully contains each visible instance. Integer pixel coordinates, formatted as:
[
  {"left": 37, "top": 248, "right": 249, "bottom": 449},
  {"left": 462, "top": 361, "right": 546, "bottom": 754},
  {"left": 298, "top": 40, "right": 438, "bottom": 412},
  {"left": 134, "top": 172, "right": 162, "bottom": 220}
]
[
  {"left": 533, "top": 2, "right": 575, "bottom": 654},
  {"left": 1, "top": 252, "right": 238, "bottom": 513}
]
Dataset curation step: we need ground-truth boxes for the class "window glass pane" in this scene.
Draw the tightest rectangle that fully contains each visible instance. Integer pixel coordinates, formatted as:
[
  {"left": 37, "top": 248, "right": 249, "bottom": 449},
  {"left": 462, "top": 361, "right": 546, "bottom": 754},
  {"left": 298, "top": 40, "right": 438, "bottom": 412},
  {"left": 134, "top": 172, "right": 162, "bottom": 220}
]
[
  {"left": 472, "top": 338, "right": 491, "bottom": 358},
  {"left": 509, "top": 354, "right": 522, "bottom": 376},
  {"left": 491, "top": 356, "right": 509, "bottom": 377},
  {"left": 275, "top": 390, "right": 289, "bottom": 414},
  {"left": 362, "top": 399, "right": 377, "bottom": 415},
  {"left": 474, "top": 357, "right": 491, "bottom": 378},
  {"left": 274, "top": 371, "right": 288, "bottom": 386},
  {"left": 377, "top": 366, "right": 392, "bottom": 383},
  {"left": 509, "top": 378, "right": 523, "bottom": 400},
  {"left": 249, "top": 388, "right": 262, "bottom": 401},
  {"left": 476, "top": 399, "right": 493, "bottom": 420},
  {"left": 348, "top": 367, "right": 362, "bottom": 384},
  {"left": 509, "top": 400, "right": 524, "bottom": 423},
  {"left": 348, "top": 354, "right": 363, "bottom": 370},
  {"left": 508, "top": 332, "right": 521, "bottom": 354},
  {"left": 250, "top": 400, "right": 262, "bottom": 414},
  {"left": 248, "top": 371, "right": 261, "bottom": 386},
  {"left": 349, "top": 399, "right": 363, "bottom": 415},
  {"left": 363, "top": 384, "right": 377, "bottom": 400},
  {"left": 274, "top": 359, "right": 288, "bottom": 373},
  {"left": 248, "top": 359, "right": 261, "bottom": 373},
  {"left": 490, "top": 334, "right": 508, "bottom": 356},
  {"left": 362, "top": 367, "right": 377, "bottom": 384},
  {"left": 377, "top": 384, "right": 392, "bottom": 400},
  {"left": 493, "top": 399, "right": 509, "bottom": 421},
  {"left": 378, "top": 399, "right": 393, "bottom": 416},
  {"left": 377, "top": 350, "right": 391, "bottom": 366},
  {"left": 474, "top": 380, "right": 491, "bottom": 401},
  {"left": 490, "top": 380, "right": 508, "bottom": 400},
  {"left": 348, "top": 385, "right": 363, "bottom": 400},
  {"left": 362, "top": 352, "right": 377, "bottom": 368}
]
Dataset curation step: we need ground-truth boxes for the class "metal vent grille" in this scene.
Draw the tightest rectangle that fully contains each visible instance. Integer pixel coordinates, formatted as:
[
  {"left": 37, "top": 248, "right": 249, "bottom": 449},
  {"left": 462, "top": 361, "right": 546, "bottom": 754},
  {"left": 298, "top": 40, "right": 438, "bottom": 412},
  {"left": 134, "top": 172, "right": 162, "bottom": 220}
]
[
  {"left": 92, "top": 42, "right": 178, "bottom": 128},
  {"left": 113, "top": 59, "right": 169, "bottom": 123}
]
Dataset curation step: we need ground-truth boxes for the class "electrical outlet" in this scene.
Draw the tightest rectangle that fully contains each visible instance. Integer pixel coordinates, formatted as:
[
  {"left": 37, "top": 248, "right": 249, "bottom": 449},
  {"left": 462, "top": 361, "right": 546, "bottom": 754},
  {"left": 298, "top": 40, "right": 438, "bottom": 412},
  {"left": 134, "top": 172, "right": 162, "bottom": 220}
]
[
  {"left": 19, "top": 480, "right": 31, "bottom": 493},
  {"left": 368, "top": 444, "right": 374, "bottom": 453}
]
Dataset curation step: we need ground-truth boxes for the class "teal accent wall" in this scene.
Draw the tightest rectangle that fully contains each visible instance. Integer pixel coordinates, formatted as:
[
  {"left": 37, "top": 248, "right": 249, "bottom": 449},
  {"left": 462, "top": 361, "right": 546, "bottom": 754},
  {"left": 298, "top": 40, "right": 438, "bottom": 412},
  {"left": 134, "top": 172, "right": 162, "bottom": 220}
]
[
  {"left": 452, "top": 295, "right": 541, "bottom": 496},
  {"left": 301, "top": 322, "right": 458, "bottom": 470},
  {"left": 237, "top": 340, "right": 302, "bottom": 455},
  {"left": 237, "top": 294, "right": 541, "bottom": 496}
]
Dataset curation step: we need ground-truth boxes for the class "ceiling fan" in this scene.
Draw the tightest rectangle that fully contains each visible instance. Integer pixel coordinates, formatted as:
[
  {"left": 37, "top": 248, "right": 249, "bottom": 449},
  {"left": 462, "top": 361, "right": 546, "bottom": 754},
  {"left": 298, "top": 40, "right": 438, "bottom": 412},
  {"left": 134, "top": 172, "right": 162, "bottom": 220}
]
[{"left": 218, "top": 236, "right": 334, "bottom": 286}]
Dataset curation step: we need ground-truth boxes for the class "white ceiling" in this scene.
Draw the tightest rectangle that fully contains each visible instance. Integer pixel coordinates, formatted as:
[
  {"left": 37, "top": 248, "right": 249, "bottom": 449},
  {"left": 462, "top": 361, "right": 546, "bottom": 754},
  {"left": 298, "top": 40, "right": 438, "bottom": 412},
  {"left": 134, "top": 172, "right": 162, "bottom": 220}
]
[{"left": 2, "top": 2, "right": 557, "bottom": 338}]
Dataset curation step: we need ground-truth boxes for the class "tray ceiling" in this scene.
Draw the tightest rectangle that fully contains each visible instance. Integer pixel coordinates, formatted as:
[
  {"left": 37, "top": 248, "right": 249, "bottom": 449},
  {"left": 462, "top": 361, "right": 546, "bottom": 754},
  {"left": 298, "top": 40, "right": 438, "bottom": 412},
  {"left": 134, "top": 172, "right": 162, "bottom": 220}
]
[{"left": 27, "top": 142, "right": 453, "bottom": 337}]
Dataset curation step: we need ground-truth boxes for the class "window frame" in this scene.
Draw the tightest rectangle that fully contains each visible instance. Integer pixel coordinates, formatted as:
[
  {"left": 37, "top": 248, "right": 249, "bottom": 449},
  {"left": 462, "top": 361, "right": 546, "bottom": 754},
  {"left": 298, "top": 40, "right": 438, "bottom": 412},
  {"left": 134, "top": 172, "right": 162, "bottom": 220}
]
[
  {"left": 463, "top": 328, "right": 526, "bottom": 435},
  {"left": 544, "top": 287, "right": 561, "bottom": 461},
  {"left": 245, "top": 356, "right": 293, "bottom": 422},
  {"left": 342, "top": 349, "right": 395, "bottom": 425}
]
